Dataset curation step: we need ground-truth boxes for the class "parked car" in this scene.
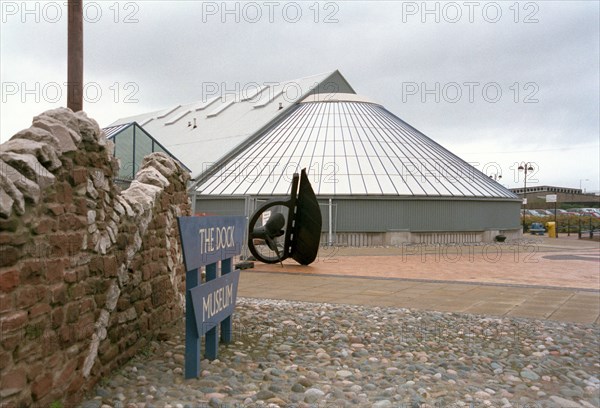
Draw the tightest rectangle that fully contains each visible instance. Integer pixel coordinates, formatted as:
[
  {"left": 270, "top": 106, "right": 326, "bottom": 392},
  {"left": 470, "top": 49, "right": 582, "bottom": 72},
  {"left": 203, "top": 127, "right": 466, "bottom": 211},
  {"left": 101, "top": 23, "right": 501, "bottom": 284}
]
[
  {"left": 534, "top": 209, "right": 553, "bottom": 216},
  {"left": 579, "top": 209, "right": 600, "bottom": 218},
  {"left": 548, "top": 209, "right": 579, "bottom": 216},
  {"left": 525, "top": 209, "right": 545, "bottom": 217}
]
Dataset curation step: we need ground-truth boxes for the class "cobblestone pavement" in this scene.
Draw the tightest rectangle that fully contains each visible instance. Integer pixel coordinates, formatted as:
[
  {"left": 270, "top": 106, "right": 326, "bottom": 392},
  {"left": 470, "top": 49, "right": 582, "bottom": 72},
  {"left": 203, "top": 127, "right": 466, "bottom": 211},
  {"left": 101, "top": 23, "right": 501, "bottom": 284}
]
[{"left": 81, "top": 298, "right": 599, "bottom": 408}]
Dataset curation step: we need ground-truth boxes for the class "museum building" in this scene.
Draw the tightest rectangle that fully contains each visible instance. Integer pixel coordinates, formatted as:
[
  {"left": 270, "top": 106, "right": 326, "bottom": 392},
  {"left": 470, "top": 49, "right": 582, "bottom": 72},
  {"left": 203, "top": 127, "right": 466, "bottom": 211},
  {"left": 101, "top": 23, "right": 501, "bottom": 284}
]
[{"left": 107, "top": 70, "right": 521, "bottom": 245}]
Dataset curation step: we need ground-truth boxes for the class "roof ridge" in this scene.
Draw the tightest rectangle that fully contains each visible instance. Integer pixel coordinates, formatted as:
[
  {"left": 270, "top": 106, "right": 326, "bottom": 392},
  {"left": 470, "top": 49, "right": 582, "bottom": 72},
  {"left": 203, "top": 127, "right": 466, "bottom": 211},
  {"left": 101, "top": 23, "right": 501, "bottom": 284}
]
[
  {"left": 277, "top": 69, "right": 337, "bottom": 84},
  {"left": 108, "top": 70, "right": 341, "bottom": 127}
]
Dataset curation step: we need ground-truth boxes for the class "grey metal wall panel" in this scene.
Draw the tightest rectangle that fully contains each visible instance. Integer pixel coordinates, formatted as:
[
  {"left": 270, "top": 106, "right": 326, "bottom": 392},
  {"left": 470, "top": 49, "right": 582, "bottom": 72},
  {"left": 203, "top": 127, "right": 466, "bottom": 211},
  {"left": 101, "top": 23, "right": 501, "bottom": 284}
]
[
  {"left": 333, "top": 199, "right": 521, "bottom": 232},
  {"left": 193, "top": 196, "right": 520, "bottom": 234},
  {"left": 194, "top": 198, "right": 245, "bottom": 216}
]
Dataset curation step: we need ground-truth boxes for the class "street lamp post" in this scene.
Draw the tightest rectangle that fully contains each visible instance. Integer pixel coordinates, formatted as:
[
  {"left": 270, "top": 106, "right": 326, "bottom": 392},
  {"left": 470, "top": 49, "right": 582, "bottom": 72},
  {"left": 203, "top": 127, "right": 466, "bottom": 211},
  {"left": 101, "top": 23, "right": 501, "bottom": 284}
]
[
  {"left": 518, "top": 162, "right": 534, "bottom": 232},
  {"left": 579, "top": 179, "right": 589, "bottom": 193}
]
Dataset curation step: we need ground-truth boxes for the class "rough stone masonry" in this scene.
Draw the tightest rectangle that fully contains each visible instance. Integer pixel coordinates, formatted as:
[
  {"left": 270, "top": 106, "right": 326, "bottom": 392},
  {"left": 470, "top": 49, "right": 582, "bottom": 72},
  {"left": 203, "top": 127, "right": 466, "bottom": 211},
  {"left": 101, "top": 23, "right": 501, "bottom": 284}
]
[{"left": 0, "top": 108, "right": 191, "bottom": 407}]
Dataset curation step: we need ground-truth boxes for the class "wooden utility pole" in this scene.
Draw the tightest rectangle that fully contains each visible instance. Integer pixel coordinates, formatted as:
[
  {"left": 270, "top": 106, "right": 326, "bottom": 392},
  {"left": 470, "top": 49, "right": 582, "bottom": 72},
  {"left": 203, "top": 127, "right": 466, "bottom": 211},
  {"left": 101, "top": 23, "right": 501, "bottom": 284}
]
[{"left": 67, "top": 0, "right": 83, "bottom": 112}]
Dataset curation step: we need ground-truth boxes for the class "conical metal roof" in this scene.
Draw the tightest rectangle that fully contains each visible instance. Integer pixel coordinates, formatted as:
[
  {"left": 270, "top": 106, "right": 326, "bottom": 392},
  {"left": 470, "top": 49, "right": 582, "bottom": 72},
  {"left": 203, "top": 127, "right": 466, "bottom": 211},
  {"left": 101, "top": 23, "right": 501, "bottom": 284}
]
[{"left": 196, "top": 94, "right": 518, "bottom": 199}]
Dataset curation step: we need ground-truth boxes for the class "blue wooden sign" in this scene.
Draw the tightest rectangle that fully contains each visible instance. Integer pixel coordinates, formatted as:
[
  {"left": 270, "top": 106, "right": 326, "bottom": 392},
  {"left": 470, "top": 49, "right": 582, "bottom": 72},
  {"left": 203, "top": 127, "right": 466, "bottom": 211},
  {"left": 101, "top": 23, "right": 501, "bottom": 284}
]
[
  {"left": 177, "top": 215, "right": 245, "bottom": 379},
  {"left": 189, "top": 269, "right": 240, "bottom": 336},
  {"left": 178, "top": 215, "right": 246, "bottom": 270}
]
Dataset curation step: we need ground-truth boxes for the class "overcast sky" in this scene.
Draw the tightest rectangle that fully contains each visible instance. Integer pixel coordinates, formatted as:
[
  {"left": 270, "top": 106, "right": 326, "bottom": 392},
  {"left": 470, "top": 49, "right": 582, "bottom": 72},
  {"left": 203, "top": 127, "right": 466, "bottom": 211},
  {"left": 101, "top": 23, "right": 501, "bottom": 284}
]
[{"left": 1, "top": 1, "right": 598, "bottom": 192}]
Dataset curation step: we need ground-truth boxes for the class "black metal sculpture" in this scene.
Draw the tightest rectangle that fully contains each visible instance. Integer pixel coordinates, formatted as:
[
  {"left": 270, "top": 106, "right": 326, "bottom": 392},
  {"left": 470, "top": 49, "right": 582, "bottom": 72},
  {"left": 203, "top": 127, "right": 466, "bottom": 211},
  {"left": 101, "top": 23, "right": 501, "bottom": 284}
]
[{"left": 248, "top": 169, "right": 322, "bottom": 265}]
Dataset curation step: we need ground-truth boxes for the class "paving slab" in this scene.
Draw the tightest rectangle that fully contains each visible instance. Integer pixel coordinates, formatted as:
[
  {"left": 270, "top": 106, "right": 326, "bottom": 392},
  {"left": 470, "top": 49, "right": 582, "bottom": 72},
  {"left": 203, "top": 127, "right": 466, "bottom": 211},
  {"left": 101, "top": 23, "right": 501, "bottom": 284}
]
[
  {"left": 239, "top": 237, "right": 599, "bottom": 324},
  {"left": 463, "top": 304, "right": 518, "bottom": 315},
  {"left": 239, "top": 270, "right": 600, "bottom": 324},
  {"left": 254, "top": 237, "right": 600, "bottom": 290},
  {"left": 547, "top": 308, "right": 599, "bottom": 324},
  {"left": 505, "top": 307, "right": 554, "bottom": 319}
]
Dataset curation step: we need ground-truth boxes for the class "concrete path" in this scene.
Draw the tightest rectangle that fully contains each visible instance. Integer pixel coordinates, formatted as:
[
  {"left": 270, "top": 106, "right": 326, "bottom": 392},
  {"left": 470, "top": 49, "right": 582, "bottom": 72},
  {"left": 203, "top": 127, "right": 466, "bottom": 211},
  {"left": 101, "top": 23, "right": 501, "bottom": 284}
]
[{"left": 238, "top": 236, "right": 600, "bottom": 325}]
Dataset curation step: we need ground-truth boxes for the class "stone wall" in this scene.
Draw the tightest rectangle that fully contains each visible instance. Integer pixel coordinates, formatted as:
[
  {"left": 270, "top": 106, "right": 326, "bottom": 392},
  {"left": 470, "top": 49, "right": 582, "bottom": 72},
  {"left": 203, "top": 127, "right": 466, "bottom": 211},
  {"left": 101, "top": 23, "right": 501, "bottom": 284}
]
[{"left": 0, "top": 108, "right": 191, "bottom": 407}]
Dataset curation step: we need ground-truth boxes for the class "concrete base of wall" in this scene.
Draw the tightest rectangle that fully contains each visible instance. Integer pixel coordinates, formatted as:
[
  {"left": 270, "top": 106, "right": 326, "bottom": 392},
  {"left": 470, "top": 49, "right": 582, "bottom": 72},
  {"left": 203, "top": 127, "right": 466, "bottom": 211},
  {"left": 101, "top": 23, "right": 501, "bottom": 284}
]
[{"left": 322, "top": 229, "right": 523, "bottom": 246}]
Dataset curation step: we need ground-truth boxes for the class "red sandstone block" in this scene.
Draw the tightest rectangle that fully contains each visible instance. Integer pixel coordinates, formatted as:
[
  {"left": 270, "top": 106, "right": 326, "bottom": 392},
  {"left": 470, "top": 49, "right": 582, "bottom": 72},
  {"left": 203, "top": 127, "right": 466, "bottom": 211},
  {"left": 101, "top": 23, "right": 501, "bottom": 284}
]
[
  {"left": 70, "top": 282, "right": 86, "bottom": 300},
  {"left": 66, "top": 373, "right": 83, "bottom": 393},
  {"left": 46, "top": 203, "right": 64, "bottom": 216},
  {"left": 63, "top": 270, "right": 78, "bottom": 283},
  {"left": 45, "top": 352, "right": 63, "bottom": 369},
  {"left": 79, "top": 297, "right": 95, "bottom": 314},
  {"left": 0, "top": 350, "right": 11, "bottom": 369},
  {"left": 116, "top": 296, "right": 129, "bottom": 312},
  {"left": 74, "top": 196, "right": 88, "bottom": 216},
  {"left": 0, "top": 292, "right": 13, "bottom": 313},
  {"left": 29, "top": 302, "right": 51, "bottom": 319},
  {"left": 0, "top": 310, "right": 27, "bottom": 332},
  {"left": 67, "top": 232, "right": 85, "bottom": 249},
  {"left": 103, "top": 255, "right": 118, "bottom": 278},
  {"left": 10, "top": 231, "right": 29, "bottom": 246},
  {"left": 153, "top": 263, "right": 164, "bottom": 278},
  {"left": 141, "top": 264, "right": 153, "bottom": 281},
  {"left": 58, "top": 325, "right": 73, "bottom": 344},
  {"left": 134, "top": 302, "right": 144, "bottom": 316},
  {"left": 0, "top": 331, "right": 23, "bottom": 351},
  {"left": 37, "top": 392, "right": 62, "bottom": 408},
  {"left": 18, "top": 260, "right": 44, "bottom": 285},
  {"left": 75, "top": 313, "right": 95, "bottom": 341},
  {"left": 45, "top": 259, "right": 65, "bottom": 283},
  {"left": 36, "top": 285, "right": 49, "bottom": 301},
  {"left": 45, "top": 330, "right": 61, "bottom": 353},
  {"left": 51, "top": 307, "right": 64, "bottom": 328},
  {"left": 89, "top": 255, "right": 103, "bottom": 275},
  {"left": 56, "top": 181, "right": 73, "bottom": 205},
  {"left": 49, "top": 283, "right": 67, "bottom": 305},
  {"left": 94, "top": 294, "right": 106, "bottom": 309},
  {"left": 48, "top": 234, "right": 68, "bottom": 257},
  {"left": 25, "top": 362, "right": 44, "bottom": 382},
  {"left": 99, "top": 343, "right": 119, "bottom": 364},
  {"left": 77, "top": 266, "right": 90, "bottom": 282},
  {"left": 48, "top": 234, "right": 81, "bottom": 258},
  {"left": 71, "top": 167, "right": 87, "bottom": 185},
  {"left": 31, "top": 372, "right": 53, "bottom": 400},
  {"left": 0, "top": 368, "right": 27, "bottom": 400},
  {"left": 0, "top": 366, "right": 26, "bottom": 391},
  {"left": 18, "top": 285, "right": 49, "bottom": 307},
  {"left": 0, "top": 246, "right": 20, "bottom": 268},
  {"left": 145, "top": 298, "right": 155, "bottom": 313},
  {"left": 15, "top": 286, "right": 38, "bottom": 308},
  {"left": 57, "top": 358, "right": 77, "bottom": 386},
  {"left": 65, "top": 302, "right": 80, "bottom": 323},
  {"left": 58, "top": 213, "right": 86, "bottom": 232}
]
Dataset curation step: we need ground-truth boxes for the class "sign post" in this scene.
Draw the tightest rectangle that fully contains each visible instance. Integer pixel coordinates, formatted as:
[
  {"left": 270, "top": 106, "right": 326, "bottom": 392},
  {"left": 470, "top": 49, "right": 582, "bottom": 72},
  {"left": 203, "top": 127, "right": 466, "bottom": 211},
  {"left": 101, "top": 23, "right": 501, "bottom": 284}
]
[{"left": 177, "top": 215, "right": 246, "bottom": 379}]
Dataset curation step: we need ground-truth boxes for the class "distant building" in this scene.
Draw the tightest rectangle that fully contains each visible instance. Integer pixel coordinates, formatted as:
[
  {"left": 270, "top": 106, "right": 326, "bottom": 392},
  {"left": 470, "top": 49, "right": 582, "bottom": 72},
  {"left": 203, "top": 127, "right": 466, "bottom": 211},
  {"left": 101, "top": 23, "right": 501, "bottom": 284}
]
[
  {"left": 107, "top": 70, "right": 522, "bottom": 245},
  {"left": 509, "top": 186, "right": 600, "bottom": 208}
]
